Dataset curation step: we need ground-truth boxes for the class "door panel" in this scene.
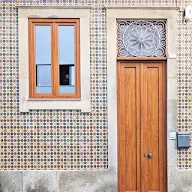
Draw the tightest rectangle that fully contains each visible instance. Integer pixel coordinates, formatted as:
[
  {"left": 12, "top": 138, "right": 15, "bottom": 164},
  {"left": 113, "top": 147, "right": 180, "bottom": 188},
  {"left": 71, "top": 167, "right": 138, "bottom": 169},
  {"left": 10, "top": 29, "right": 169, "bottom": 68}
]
[
  {"left": 141, "top": 64, "right": 162, "bottom": 192},
  {"left": 118, "top": 62, "right": 166, "bottom": 192},
  {"left": 118, "top": 63, "right": 141, "bottom": 192}
]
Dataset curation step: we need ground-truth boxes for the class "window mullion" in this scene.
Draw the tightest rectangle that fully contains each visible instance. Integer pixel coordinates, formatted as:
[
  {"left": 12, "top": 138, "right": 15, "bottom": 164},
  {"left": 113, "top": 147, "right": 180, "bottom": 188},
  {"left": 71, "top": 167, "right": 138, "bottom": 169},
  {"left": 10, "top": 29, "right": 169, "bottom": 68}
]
[
  {"left": 51, "top": 23, "right": 55, "bottom": 96},
  {"left": 75, "top": 22, "right": 80, "bottom": 97},
  {"left": 52, "top": 22, "right": 59, "bottom": 96},
  {"left": 29, "top": 21, "right": 35, "bottom": 97}
]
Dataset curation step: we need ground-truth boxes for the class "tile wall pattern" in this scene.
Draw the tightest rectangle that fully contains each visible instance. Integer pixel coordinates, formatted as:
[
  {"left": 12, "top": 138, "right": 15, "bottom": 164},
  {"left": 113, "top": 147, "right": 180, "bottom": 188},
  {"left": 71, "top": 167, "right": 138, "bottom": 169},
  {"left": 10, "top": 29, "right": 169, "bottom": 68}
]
[{"left": 0, "top": 0, "right": 191, "bottom": 170}]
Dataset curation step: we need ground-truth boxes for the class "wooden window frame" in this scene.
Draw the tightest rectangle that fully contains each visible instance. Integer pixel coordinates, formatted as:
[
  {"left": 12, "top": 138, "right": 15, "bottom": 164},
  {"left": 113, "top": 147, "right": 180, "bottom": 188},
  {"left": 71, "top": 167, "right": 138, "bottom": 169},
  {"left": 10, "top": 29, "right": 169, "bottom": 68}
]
[{"left": 28, "top": 18, "right": 80, "bottom": 98}]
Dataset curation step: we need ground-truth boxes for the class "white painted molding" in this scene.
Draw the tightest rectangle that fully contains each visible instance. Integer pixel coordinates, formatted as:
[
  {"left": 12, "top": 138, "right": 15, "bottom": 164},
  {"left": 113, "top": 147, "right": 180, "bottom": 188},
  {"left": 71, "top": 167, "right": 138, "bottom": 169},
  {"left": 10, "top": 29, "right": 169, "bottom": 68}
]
[
  {"left": 18, "top": 7, "right": 91, "bottom": 112},
  {"left": 106, "top": 7, "right": 178, "bottom": 19},
  {"left": 168, "top": 54, "right": 177, "bottom": 59},
  {"left": 105, "top": 5, "right": 178, "bottom": 9},
  {"left": 106, "top": 8, "right": 178, "bottom": 185},
  {"left": 16, "top": 5, "right": 91, "bottom": 9}
]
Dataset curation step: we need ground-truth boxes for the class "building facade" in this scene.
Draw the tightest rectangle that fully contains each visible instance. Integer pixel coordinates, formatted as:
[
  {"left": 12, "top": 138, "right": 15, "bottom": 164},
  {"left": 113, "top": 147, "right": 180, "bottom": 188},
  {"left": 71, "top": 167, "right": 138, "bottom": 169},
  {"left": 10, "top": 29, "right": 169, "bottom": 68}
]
[{"left": 1, "top": 0, "right": 192, "bottom": 191}]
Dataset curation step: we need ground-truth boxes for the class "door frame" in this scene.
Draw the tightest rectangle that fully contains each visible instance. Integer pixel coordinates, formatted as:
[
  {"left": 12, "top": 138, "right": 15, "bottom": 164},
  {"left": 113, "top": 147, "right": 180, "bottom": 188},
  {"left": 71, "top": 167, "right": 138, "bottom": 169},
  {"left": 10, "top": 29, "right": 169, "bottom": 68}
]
[
  {"left": 117, "top": 60, "right": 167, "bottom": 192},
  {"left": 106, "top": 6, "right": 178, "bottom": 192}
]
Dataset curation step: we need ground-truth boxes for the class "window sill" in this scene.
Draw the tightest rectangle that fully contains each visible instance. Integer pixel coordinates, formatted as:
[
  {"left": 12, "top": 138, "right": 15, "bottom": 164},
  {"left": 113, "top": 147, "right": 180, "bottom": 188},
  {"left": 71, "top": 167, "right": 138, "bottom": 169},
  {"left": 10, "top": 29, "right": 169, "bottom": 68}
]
[
  {"left": 27, "top": 98, "right": 82, "bottom": 101},
  {"left": 20, "top": 97, "right": 91, "bottom": 112}
]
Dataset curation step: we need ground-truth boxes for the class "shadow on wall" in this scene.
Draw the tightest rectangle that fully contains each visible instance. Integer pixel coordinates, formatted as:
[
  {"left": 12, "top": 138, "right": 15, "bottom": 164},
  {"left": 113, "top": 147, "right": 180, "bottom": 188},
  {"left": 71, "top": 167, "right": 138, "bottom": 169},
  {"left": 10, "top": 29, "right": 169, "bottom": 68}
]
[
  {"left": 26, "top": 178, "right": 55, "bottom": 192},
  {"left": 0, "top": 183, "right": 3, "bottom": 192},
  {"left": 169, "top": 169, "right": 192, "bottom": 192},
  {"left": 0, "top": 170, "right": 117, "bottom": 192},
  {"left": 58, "top": 169, "right": 117, "bottom": 192},
  {"left": 0, "top": 172, "right": 22, "bottom": 192}
]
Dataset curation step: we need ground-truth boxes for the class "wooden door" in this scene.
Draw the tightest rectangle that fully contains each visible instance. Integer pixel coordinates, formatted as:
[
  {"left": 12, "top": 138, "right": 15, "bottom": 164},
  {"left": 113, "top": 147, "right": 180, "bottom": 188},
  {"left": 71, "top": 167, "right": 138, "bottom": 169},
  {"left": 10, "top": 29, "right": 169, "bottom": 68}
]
[{"left": 117, "top": 61, "right": 167, "bottom": 192}]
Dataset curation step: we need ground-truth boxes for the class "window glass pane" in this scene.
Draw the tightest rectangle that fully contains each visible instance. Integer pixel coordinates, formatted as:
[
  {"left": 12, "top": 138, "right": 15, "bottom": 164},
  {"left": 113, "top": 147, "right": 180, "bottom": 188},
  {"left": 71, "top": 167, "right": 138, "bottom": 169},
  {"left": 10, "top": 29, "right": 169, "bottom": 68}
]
[
  {"left": 35, "top": 25, "right": 52, "bottom": 94},
  {"left": 59, "top": 26, "right": 74, "bottom": 64},
  {"left": 35, "top": 26, "right": 51, "bottom": 64},
  {"left": 59, "top": 25, "right": 75, "bottom": 94},
  {"left": 59, "top": 65, "right": 75, "bottom": 94},
  {"left": 60, "top": 86, "right": 75, "bottom": 94},
  {"left": 36, "top": 86, "right": 51, "bottom": 94},
  {"left": 36, "top": 65, "right": 51, "bottom": 94}
]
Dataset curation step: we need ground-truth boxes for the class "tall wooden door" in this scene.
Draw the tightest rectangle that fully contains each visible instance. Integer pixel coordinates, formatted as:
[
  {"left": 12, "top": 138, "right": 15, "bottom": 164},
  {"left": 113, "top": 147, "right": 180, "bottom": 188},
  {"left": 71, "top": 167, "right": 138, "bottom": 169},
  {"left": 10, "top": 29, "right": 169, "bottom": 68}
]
[{"left": 117, "top": 61, "right": 167, "bottom": 192}]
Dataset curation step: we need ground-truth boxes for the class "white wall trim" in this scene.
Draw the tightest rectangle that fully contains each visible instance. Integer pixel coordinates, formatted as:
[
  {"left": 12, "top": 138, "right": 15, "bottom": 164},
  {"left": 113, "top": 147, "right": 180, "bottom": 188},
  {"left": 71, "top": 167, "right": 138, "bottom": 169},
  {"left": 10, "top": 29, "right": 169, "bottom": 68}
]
[
  {"left": 16, "top": 5, "right": 91, "bottom": 9},
  {"left": 18, "top": 7, "right": 91, "bottom": 112},
  {"left": 106, "top": 7, "right": 178, "bottom": 191}
]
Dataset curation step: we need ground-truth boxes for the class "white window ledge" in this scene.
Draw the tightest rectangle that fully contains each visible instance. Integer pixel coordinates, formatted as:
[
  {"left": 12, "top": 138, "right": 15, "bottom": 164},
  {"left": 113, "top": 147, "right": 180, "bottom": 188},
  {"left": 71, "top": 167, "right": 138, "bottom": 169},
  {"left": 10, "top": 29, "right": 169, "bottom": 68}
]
[{"left": 18, "top": 6, "right": 91, "bottom": 112}]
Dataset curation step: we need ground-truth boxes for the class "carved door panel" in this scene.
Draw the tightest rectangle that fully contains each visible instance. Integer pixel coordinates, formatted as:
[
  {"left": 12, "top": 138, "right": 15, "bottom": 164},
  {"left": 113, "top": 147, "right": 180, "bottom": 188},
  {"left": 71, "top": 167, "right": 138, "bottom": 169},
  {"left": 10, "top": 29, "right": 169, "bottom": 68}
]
[{"left": 118, "top": 61, "right": 167, "bottom": 192}]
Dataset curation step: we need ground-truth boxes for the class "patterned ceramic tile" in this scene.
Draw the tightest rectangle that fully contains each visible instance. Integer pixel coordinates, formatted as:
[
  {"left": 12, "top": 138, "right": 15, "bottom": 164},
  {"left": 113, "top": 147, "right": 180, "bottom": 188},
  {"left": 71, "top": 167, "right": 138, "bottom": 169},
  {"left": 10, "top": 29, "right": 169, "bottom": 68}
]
[{"left": 0, "top": 0, "right": 191, "bottom": 170}]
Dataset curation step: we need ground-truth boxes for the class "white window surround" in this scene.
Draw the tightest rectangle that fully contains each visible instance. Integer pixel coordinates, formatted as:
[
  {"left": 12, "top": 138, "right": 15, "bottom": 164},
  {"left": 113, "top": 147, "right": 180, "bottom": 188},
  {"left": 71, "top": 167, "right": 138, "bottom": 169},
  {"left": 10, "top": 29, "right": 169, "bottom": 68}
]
[
  {"left": 106, "top": 6, "right": 178, "bottom": 179},
  {"left": 17, "top": 5, "right": 91, "bottom": 112}
]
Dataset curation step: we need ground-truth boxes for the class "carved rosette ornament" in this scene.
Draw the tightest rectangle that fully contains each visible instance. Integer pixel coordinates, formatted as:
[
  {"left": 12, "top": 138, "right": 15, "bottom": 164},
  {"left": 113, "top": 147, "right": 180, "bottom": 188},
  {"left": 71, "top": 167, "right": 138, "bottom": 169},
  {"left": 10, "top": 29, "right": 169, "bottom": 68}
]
[{"left": 117, "top": 20, "right": 166, "bottom": 57}]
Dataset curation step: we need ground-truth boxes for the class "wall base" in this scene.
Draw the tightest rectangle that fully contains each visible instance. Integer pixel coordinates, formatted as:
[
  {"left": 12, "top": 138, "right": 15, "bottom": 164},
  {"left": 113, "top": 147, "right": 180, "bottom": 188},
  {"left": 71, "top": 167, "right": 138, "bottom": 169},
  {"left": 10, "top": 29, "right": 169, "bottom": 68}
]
[
  {"left": 168, "top": 167, "right": 192, "bottom": 192},
  {"left": 0, "top": 169, "right": 117, "bottom": 192},
  {"left": 1, "top": 168, "right": 192, "bottom": 191}
]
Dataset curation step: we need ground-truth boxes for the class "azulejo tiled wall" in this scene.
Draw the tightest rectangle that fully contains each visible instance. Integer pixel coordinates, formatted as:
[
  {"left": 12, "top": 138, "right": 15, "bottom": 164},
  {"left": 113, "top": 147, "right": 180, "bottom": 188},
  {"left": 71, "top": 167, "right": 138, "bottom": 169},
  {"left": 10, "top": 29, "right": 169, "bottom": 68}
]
[{"left": 0, "top": 0, "right": 191, "bottom": 170}]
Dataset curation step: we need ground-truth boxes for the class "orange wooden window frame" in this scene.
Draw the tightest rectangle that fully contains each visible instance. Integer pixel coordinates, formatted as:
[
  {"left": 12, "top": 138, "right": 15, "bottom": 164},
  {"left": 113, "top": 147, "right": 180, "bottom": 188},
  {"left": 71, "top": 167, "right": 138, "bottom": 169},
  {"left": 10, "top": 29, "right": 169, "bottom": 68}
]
[{"left": 28, "top": 18, "right": 80, "bottom": 98}]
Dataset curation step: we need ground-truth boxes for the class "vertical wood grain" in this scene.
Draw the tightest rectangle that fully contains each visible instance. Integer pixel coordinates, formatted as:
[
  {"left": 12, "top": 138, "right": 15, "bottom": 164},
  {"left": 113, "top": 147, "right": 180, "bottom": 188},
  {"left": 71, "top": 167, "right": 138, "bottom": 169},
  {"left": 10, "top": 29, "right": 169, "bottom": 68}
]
[
  {"left": 75, "top": 20, "right": 81, "bottom": 98},
  {"left": 163, "top": 63, "right": 167, "bottom": 192},
  {"left": 28, "top": 19, "right": 34, "bottom": 98},
  {"left": 118, "top": 62, "right": 126, "bottom": 192},
  {"left": 141, "top": 62, "right": 166, "bottom": 192},
  {"left": 118, "top": 61, "right": 166, "bottom": 192},
  {"left": 53, "top": 22, "right": 58, "bottom": 96},
  {"left": 118, "top": 63, "right": 140, "bottom": 192},
  {"left": 28, "top": 18, "right": 80, "bottom": 98},
  {"left": 141, "top": 64, "right": 160, "bottom": 191}
]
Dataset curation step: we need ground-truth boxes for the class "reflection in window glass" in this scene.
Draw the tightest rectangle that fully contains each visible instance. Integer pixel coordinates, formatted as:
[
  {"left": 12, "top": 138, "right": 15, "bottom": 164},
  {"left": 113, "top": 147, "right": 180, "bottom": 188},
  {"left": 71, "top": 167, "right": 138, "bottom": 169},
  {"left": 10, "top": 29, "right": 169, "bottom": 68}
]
[
  {"left": 35, "top": 26, "right": 51, "bottom": 64},
  {"left": 59, "top": 26, "right": 75, "bottom": 94},
  {"left": 59, "top": 26, "right": 74, "bottom": 64},
  {"left": 59, "top": 65, "right": 75, "bottom": 94},
  {"left": 36, "top": 65, "right": 51, "bottom": 93},
  {"left": 35, "top": 25, "right": 52, "bottom": 94}
]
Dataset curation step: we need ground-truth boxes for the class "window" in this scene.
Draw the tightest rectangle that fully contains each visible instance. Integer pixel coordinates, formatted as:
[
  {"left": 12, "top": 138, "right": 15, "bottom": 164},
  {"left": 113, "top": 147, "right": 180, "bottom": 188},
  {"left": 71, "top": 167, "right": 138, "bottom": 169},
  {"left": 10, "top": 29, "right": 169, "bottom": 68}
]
[
  {"left": 29, "top": 19, "right": 80, "bottom": 98},
  {"left": 18, "top": 6, "right": 90, "bottom": 112}
]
